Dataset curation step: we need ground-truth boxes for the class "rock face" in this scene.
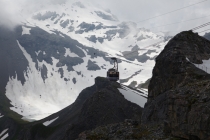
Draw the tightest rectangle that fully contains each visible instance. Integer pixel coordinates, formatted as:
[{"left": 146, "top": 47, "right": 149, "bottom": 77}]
[
  {"left": 142, "top": 31, "right": 210, "bottom": 140},
  {"left": 77, "top": 119, "right": 178, "bottom": 140},
  {"left": 15, "top": 77, "right": 142, "bottom": 140}
]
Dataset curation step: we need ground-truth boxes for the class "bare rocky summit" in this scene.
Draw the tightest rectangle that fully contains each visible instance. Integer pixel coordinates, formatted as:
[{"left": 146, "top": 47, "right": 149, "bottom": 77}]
[{"left": 143, "top": 30, "right": 210, "bottom": 140}]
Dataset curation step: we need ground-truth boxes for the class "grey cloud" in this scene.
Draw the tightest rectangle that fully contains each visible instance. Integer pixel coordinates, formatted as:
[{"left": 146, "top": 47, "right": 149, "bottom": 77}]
[
  {"left": 0, "top": 0, "right": 67, "bottom": 30},
  {"left": 91, "top": 0, "right": 210, "bottom": 35},
  {"left": 0, "top": 0, "right": 210, "bottom": 35}
]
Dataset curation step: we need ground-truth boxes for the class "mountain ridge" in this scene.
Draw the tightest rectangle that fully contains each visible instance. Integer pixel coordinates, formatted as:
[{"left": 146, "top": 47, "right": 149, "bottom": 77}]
[
  {"left": 142, "top": 30, "right": 210, "bottom": 139},
  {"left": 1, "top": 77, "right": 144, "bottom": 140}
]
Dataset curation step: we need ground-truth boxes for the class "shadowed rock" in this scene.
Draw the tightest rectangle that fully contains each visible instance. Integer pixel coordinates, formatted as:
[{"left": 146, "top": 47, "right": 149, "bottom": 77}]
[
  {"left": 86, "top": 60, "right": 101, "bottom": 71},
  {"left": 142, "top": 31, "right": 210, "bottom": 140}
]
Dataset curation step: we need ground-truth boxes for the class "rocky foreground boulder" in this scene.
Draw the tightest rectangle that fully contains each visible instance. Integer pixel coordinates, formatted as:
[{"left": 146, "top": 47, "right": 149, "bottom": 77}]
[{"left": 142, "top": 30, "right": 210, "bottom": 140}]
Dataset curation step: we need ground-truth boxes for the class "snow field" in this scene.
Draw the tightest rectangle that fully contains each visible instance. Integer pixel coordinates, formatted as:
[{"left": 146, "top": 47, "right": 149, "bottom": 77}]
[
  {"left": 0, "top": 129, "right": 9, "bottom": 140},
  {"left": 186, "top": 57, "right": 210, "bottom": 74},
  {"left": 118, "top": 85, "right": 147, "bottom": 108},
  {"left": 43, "top": 117, "right": 59, "bottom": 126}
]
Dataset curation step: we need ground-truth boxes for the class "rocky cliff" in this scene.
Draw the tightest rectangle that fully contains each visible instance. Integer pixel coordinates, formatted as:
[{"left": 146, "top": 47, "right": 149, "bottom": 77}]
[{"left": 142, "top": 30, "right": 210, "bottom": 140}]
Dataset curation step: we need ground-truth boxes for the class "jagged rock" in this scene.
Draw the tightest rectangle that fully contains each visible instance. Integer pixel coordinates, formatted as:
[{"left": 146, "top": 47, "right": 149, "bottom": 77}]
[
  {"left": 142, "top": 31, "right": 210, "bottom": 140},
  {"left": 77, "top": 119, "right": 181, "bottom": 140}
]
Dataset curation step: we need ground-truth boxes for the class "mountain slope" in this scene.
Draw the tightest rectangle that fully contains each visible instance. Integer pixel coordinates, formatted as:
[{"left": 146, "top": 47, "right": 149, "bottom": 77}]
[
  {"left": 0, "top": 1, "right": 170, "bottom": 120},
  {"left": 3, "top": 77, "right": 145, "bottom": 140}
]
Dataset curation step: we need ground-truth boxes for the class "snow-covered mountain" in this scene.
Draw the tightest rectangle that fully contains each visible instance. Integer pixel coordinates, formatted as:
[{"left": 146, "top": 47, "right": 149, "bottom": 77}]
[{"left": 1, "top": 1, "right": 170, "bottom": 120}]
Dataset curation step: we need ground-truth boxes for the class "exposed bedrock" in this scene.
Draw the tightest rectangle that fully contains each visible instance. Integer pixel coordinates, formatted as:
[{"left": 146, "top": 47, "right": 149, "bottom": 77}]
[{"left": 142, "top": 31, "right": 210, "bottom": 140}]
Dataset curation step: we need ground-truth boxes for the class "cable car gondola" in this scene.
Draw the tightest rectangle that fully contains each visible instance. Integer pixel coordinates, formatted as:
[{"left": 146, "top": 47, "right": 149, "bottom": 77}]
[{"left": 107, "top": 57, "right": 119, "bottom": 81}]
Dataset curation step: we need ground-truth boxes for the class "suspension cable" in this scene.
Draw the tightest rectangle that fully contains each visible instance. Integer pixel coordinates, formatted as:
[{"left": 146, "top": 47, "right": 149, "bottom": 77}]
[
  {"left": 191, "top": 22, "right": 210, "bottom": 31},
  {"left": 198, "top": 28, "right": 210, "bottom": 33},
  {"left": 149, "top": 15, "right": 210, "bottom": 29},
  {"left": 137, "top": 0, "right": 209, "bottom": 23}
]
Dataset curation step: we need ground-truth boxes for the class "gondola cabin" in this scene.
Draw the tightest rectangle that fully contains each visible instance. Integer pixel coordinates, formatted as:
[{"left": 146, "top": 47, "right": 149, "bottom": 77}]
[{"left": 107, "top": 57, "right": 119, "bottom": 81}]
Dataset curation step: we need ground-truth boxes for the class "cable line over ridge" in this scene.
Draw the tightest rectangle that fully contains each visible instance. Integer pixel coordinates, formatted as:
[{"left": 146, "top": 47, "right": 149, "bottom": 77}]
[{"left": 137, "top": 0, "right": 209, "bottom": 23}]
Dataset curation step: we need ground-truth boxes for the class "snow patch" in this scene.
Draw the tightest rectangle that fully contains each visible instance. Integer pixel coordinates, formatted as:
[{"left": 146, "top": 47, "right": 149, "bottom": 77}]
[
  {"left": 0, "top": 133, "right": 9, "bottom": 140},
  {"left": 0, "top": 129, "right": 8, "bottom": 138},
  {"left": 186, "top": 57, "right": 210, "bottom": 74},
  {"left": 64, "top": 48, "right": 79, "bottom": 57},
  {"left": 118, "top": 85, "right": 147, "bottom": 107},
  {"left": 35, "top": 50, "right": 41, "bottom": 56},
  {"left": 43, "top": 117, "right": 59, "bottom": 126},
  {"left": 22, "top": 26, "right": 31, "bottom": 35},
  {"left": 59, "top": 34, "right": 65, "bottom": 38},
  {"left": 0, "top": 113, "right": 3, "bottom": 118}
]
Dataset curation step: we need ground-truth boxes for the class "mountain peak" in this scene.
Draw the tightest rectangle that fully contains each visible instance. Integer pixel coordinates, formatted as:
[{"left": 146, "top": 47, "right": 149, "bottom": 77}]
[
  {"left": 143, "top": 31, "right": 210, "bottom": 139},
  {"left": 149, "top": 30, "right": 210, "bottom": 99}
]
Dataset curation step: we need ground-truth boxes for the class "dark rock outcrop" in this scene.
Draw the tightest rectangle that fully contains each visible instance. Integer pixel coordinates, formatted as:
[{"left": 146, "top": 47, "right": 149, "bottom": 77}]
[
  {"left": 142, "top": 31, "right": 210, "bottom": 140},
  {"left": 77, "top": 119, "right": 183, "bottom": 140},
  {"left": 86, "top": 60, "right": 101, "bottom": 71}
]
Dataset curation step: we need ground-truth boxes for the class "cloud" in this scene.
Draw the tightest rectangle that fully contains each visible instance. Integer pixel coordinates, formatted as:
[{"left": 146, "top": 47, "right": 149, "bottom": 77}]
[
  {"left": 93, "top": 0, "right": 210, "bottom": 35},
  {"left": 0, "top": 0, "right": 67, "bottom": 30},
  {"left": 0, "top": 0, "right": 210, "bottom": 35},
  {"left": 0, "top": 0, "right": 22, "bottom": 29}
]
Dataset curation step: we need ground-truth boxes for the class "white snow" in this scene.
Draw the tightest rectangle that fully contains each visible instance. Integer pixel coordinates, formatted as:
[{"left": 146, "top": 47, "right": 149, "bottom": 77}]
[
  {"left": 59, "top": 34, "right": 65, "bottom": 38},
  {"left": 195, "top": 59, "right": 210, "bottom": 74},
  {"left": 22, "top": 26, "right": 31, "bottom": 35},
  {"left": 118, "top": 85, "right": 147, "bottom": 108},
  {"left": 6, "top": 41, "right": 112, "bottom": 120},
  {"left": 0, "top": 113, "right": 3, "bottom": 118},
  {"left": 0, "top": 129, "right": 8, "bottom": 138},
  {"left": 35, "top": 50, "right": 41, "bottom": 56},
  {"left": 186, "top": 57, "right": 210, "bottom": 74},
  {"left": 43, "top": 117, "right": 59, "bottom": 126},
  {"left": 0, "top": 133, "right": 9, "bottom": 140},
  {"left": 64, "top": 48, "right": 79, "bottom": 57},
  {"left": 137, "top": 88, "right": 148, "bottom": 95}
]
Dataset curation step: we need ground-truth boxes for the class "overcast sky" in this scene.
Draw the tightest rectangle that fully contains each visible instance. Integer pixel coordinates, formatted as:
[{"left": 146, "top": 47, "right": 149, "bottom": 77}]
[
  {"left": 95, "top": 0, "right": 210, "bottom": 35},
  {"left": 1, "top": 0, "right": 210, "bottom": 35}
]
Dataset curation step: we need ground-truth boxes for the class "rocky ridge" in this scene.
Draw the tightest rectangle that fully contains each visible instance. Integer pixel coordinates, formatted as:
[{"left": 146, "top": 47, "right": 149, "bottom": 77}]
[
  {"left": 142, "top": 30, "right": 210, "bottom": 140},
  {"left": 77, "top": 119, "right": 179, "bottom": 140}
]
